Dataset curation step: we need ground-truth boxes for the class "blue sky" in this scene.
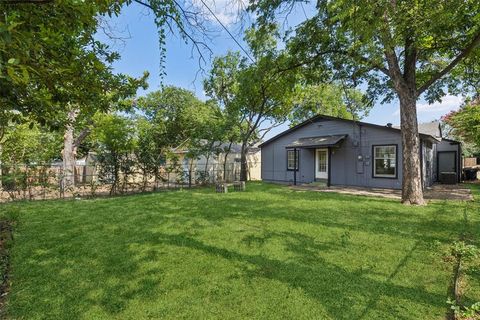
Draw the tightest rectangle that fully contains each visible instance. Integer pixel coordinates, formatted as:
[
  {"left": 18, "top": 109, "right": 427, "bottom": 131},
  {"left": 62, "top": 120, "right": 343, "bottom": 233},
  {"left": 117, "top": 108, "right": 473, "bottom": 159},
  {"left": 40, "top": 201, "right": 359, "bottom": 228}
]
[{"left": 98, "top": 3, "right": 463, "bottom": 139}]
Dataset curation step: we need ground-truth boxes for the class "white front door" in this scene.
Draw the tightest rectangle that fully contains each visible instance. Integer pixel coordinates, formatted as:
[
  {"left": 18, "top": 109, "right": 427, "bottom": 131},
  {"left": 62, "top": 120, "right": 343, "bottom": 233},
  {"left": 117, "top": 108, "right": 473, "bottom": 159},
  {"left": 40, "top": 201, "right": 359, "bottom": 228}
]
[{"left": 315, "top": 148, "right": 328, "bottom": 180}]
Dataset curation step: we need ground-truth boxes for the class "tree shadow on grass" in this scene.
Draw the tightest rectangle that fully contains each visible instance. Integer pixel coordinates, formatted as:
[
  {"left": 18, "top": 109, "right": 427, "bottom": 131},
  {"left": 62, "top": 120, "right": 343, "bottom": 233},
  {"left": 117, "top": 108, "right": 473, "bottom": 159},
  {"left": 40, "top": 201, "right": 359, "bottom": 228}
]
[
  {"left": 9, "top": 219, "right": 168, "bottom": 319},
  {"left": 143, "top": 231, "right": 446, "bottom": 319},
  {"left": 177, "top": 192, "right": 467, "bottom": 245},
  {"left": 7, "top": 183, "right": 471, "bottom": 319}
]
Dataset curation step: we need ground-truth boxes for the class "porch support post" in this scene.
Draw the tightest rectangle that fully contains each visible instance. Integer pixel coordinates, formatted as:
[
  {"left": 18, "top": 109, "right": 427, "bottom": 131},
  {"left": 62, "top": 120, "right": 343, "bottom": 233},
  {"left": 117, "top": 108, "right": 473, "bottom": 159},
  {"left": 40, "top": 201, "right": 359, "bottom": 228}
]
[
  {"left": 293, "top": 147, "right": 297, "bottom": 186},
  {"left": 420, "top": 141, "right": 424, "bottom": 190},
  {"left": 327, "top": 147, "right": 331, "bottom": 187},
  {"left": 458, "top": 143, "right": 462, "bottom": 183}
]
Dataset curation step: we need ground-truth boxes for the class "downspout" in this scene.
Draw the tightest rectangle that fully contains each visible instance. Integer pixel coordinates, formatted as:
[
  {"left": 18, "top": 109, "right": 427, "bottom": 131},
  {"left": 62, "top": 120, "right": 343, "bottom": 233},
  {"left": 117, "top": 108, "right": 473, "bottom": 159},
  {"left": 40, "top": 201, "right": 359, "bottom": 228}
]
[{"left": 458, "top": 143, "right": 462, "bottom": 183}]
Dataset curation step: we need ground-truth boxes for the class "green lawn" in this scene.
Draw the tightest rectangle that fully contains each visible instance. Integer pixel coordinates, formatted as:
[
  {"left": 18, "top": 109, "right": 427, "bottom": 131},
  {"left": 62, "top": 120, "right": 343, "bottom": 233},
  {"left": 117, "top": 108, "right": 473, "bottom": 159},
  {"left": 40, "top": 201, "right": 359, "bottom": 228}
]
[{"left": 1, "top": 182, "right": 479, "bottom": 319}]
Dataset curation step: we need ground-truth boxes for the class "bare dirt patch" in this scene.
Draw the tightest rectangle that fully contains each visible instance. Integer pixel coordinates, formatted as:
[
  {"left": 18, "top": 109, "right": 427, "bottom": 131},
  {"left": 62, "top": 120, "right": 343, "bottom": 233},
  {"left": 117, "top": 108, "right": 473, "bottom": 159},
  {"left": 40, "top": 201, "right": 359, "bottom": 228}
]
[{"left": 291, "top": 183, "right": 473, "bottom": 201}]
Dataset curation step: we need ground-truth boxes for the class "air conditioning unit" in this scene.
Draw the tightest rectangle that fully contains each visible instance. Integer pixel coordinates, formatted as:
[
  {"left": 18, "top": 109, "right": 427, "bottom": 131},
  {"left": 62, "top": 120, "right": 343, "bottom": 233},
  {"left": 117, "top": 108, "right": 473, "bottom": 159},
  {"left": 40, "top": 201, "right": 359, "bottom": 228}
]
[{"left": 440, "top": 172, "right": 457, "bottom": 184}]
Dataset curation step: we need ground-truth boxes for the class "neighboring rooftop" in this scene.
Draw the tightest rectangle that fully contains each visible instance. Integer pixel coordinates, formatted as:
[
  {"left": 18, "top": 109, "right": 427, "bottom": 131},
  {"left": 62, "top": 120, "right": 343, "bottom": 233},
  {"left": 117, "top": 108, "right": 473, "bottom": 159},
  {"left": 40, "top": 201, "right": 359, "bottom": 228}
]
[
  {"left": 418, "top": 122, "right": 442, "bottom": 138},
  {"left": 394, "top": 121, "right": 442, "bottom": 138},
  {"left": 172, "top": 140, "right": 260, "bottom": 154}
]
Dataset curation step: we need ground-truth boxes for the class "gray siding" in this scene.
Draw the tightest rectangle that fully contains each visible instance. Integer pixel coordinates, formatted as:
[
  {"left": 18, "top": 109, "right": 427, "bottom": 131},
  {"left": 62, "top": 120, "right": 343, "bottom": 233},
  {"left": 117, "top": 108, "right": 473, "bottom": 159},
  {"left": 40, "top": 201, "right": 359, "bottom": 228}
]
[
  {"left": 421, "top": 140, "right": 435, "bottom": 187},
  {"left": 261, "top": 119, "right": 404, "bottom": 189}
]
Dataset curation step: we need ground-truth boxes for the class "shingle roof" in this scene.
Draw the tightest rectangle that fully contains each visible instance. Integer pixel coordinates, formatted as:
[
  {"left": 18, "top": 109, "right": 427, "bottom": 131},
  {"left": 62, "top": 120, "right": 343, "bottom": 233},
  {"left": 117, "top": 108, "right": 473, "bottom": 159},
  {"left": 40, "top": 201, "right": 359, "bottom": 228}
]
[
  {"left": 286, "top": 135, "right": 347, "bottom": 148},
  {"left": 259, "top": 114, "right": 440, "bottom": 148},
  {"left": 172, "top": 141, "right": 260, "bottom": 154},
  {"left": 394, "top": 121, "right": 441, "bottom": 138},
  {"left": 418, "top": 122, "right": 441, "bottom": 138}
]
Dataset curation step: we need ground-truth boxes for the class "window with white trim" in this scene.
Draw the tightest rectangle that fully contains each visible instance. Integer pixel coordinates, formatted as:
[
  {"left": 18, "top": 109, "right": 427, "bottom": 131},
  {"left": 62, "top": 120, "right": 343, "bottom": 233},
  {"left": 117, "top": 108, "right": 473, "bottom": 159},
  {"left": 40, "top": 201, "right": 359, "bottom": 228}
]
[
  {"left": 287, "top": 150, "right": 299, "bottom": 170},
  {"left": 373, "top": 145, "right": 397, "bottom": 178}
]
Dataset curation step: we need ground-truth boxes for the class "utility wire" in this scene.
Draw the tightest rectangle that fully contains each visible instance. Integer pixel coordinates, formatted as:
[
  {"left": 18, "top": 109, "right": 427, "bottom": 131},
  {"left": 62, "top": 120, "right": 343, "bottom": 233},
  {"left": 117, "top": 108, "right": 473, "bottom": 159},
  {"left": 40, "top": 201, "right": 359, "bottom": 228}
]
[{"left": 197, "top": 0, "right": 255, "bottom": 63}]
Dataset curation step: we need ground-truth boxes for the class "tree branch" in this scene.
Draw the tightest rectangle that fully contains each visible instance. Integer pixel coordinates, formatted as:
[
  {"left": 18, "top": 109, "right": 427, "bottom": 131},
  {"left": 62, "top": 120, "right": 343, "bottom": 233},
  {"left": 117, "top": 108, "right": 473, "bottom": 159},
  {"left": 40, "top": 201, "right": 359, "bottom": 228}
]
[
  {"left": 73, "top": 126, "right": 92, "bottom": 148},
  {"left": 403, "top": 32, "right": 417, "bottom": 89},
  {"left": 132, "top": 0, "right": 213, "bottom": 68},
  {"left": 384, "top": 48, "right": 408, "bottom": 92},
  {"left": 251, "top": 121, "right": 285, "bottom": 146},
  {"left": 1, "top": 0, "right": 53, "bottom": 4},
  {"left": 417, "top": 30, "right": 480, "bottom": 96},
  {"left": 276, "top": 48, "right": 390, "bottom": 78}
]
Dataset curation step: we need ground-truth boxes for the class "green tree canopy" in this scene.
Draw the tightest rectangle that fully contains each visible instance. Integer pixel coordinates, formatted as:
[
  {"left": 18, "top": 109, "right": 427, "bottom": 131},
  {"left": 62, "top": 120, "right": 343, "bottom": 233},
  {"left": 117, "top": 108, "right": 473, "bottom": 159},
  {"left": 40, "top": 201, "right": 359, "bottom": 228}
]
[
  {"left": 204, "top": 27, "right": 300, "bottom": 180},
  {"left": 289, "top": 84, "right": 369, "bottom": 126},
  {"left": 1, "top": 1, "right": 140, "bottom": 125},
  {"left": 0, "top": 122, "right": 62, "bottom": 166},
  {"left": 136, "top": 86, "right": 217, "bottom": 150},
  {"left": 443, "top": 98, "right": 480, "bottom": 157},
  {"left": 0, "top": 0, "right": 209, "bottom": 128},
  {"left": 91, "top": 112, "right": 137, "bottom": 194}
]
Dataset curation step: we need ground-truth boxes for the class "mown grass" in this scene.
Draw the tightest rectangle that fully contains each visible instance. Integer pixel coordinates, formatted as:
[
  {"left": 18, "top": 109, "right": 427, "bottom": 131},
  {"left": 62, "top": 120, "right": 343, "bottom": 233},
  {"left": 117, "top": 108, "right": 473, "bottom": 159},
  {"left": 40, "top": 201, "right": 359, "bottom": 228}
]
[
  {"left": 0, "top": 182, "right": 479, "bottom": 319},
  {"left": 461, "top": 183, "right": 480, "bottom": 311}
]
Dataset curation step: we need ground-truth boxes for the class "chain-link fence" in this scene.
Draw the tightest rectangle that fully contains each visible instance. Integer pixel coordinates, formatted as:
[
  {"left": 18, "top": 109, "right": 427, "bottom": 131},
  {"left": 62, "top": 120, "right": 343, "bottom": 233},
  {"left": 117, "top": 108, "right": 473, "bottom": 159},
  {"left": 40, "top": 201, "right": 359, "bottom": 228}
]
[{"left": 0, "top": 161, "right": 260, "bottom": 203}]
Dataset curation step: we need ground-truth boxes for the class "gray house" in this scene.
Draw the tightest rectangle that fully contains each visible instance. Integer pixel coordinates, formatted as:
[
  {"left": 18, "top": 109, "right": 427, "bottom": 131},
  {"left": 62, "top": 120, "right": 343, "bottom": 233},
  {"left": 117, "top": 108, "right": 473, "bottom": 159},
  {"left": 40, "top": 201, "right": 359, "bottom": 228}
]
[{"left": 259, "top": 115, "right": 461, "bottom": 189}]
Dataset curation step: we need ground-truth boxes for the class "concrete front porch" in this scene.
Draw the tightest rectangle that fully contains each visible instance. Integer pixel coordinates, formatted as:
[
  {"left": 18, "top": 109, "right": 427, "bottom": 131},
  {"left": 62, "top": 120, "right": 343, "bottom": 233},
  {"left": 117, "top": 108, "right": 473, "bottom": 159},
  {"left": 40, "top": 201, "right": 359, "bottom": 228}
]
[{"left": 291, "top": 183, "right": 473, "bottom": 201}]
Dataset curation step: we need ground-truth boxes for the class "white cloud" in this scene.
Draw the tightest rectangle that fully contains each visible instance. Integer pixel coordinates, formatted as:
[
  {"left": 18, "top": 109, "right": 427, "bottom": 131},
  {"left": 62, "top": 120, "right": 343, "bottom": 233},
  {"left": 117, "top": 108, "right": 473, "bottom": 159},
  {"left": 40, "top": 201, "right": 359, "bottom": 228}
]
[
  {"left": 392, "top": 95, "right": 463, "bottom": 117},
  {"left": 191, "top": 0, "right": 245, "bottom": 26}
]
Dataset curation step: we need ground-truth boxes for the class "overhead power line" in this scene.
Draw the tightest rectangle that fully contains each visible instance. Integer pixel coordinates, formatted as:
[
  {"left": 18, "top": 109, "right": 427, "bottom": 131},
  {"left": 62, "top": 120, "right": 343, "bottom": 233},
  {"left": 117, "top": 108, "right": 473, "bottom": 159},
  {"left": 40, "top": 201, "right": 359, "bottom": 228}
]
[{"left": 197, "top": 0, "right": 255, "bottom": 63}]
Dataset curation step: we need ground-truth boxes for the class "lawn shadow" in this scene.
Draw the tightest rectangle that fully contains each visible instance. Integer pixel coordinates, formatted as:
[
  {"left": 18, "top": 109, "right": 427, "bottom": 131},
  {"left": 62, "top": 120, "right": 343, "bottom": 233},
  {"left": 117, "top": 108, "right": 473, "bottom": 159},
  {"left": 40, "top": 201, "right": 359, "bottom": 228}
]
[
  {"left": 143, "top": 231, "right": 446, "bottom": 319},
  {"left": 175, "top": 189, "right": 468, "bottom": 245},
  {"left": 6, "top": 182, "right": 475, "bottom": 319}
]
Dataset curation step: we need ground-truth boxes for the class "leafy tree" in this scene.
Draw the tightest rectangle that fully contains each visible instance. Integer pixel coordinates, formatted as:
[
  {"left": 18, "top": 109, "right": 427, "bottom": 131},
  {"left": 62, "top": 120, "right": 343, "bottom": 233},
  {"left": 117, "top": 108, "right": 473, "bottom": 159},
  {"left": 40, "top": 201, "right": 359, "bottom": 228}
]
[
  {"left": 1, "top": 1, "right": 120, "bottom": 124},
  {"left": 0, "top": 122, "right": 62, "bottom": 194},
  {"left": 134, "top": 117, "right": 159, "bottom": 190},
  {"left": 289, "top": 84, "right": 369, "bottom": 126},
  {"left": 137, "top": 86, "right": 214, "bottom": 147},
  {"left": 442, "top": 98, "right": 480, "bottom": 157},
  {"left": 91, "top": 113, "right": 137, "bottom": 194},
  {"left": 0, "top": 122, "right": 62, "bottom": 166},
  {"left": 250, "top": 0, "right": 480, "bottom": 204},
  {"left": 1, "top": 0, "right": 214, "bottom": 126},
  {"left": 135, "top": 86, "right": 218, "bottom": 185},
  {"left": 60, "top": 73, "right": 147, "bottom": 189},
  {"left": 185, "top": 100, "right": 225, "bottom": 181},
  {"left": 216, "top": 111, "right": 242, "bottom": 182},
  {"left": 204, "top": 27, "right": 298, "bottom": 181},
  {"left": 1, "top": 1, "right": 148, "bottom": 188}
]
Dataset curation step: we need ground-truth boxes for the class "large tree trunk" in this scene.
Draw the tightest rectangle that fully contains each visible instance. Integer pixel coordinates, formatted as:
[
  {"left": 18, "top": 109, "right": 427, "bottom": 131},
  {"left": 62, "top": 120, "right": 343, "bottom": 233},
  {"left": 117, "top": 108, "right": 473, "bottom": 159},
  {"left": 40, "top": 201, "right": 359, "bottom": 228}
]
[
  {"left": 62, "top": 109, "right": 78, "bottom": 190},
  {"left": 384, "top": 37, "right": 425, "bottom": 205},
  {"left": 399, "top": 92, "right": 425, "bottom": 205},
  {"left": 240, "top": 141, "right": 248, "bottom": 182}
]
